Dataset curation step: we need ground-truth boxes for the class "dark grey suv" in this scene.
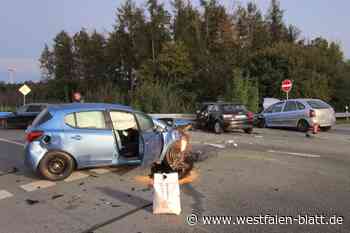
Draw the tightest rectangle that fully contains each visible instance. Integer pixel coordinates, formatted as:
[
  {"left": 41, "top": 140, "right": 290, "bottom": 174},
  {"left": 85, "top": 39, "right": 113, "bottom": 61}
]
[{"left": 196, "top": 102, "right": 254, "bottom": 134}]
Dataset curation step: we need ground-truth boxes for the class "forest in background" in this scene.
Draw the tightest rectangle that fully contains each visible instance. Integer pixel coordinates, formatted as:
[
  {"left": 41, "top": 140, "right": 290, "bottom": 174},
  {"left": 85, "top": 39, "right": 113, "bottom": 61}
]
[{"left": 1, "top": 0, "right": 350, "bottom": 113}]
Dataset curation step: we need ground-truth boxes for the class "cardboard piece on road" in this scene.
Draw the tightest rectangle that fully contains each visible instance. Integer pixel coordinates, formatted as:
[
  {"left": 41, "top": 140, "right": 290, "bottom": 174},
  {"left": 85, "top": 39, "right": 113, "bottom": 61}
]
[
  {"left": 20, "top": 180, "right": 56, "bottom": 192},
  {"left": 18, "top": 84, "right": 31, "bottom": 96},
  {"left": 153, "top": 173, "right": 181, "bottom": 215},
  {"left": 64, "top": 171, "right": 89, "bottom": 182},
  {"left": 0, "top": 190, "right": 13, "bottom": 200}
]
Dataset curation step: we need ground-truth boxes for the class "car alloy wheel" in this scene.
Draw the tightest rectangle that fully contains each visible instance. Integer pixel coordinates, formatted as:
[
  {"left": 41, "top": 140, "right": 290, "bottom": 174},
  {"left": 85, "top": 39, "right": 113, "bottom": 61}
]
[
  {"left": 39, "top": 151, "right": 75, "bottom": 181},
  {"left": 48, "top": 158, "right": 66, "bottom": 175}
]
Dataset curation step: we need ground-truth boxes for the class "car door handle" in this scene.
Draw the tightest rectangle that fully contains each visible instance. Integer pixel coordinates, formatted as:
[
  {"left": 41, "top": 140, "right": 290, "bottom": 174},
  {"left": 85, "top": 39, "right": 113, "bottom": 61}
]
[{"left": 71, "top": 135, "right": 82, "bottom": 140}]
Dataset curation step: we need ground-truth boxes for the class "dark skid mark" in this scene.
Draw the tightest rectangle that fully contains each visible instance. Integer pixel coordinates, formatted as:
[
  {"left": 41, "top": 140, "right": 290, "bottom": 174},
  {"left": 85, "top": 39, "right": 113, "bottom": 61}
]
[
  {"left": 80, "top": 203, "right": 152, "bottom": 233},
  {"left": 96, "top": 187, "right": 151, "bottom": 212},
  {"left": 26, "top": 199, "right": 39, "bottom": 205},
  {"left": 51, "top": 194, "right": 64, "bottom": 200}
]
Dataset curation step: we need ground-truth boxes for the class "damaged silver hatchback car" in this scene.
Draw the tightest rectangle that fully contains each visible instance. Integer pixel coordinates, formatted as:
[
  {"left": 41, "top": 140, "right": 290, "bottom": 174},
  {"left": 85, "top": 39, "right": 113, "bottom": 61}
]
[{"left": 24, "top": 103, "right": 192, "bottom": 181}]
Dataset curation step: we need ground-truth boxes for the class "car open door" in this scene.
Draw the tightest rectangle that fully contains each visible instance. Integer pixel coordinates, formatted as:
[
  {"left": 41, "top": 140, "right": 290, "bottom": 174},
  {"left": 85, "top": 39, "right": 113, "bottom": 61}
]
[{"left": 134, "top": 112, "right": 163, "bottom": 166}]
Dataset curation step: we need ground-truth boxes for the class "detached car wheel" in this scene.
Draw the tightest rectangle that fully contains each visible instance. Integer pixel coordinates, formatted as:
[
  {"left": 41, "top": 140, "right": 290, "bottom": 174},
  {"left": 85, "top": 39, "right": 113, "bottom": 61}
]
[
  {"left": 213, "top": 121, "right": 223, "bottom": 134},
  {"left": 321, "top": 126, "right": 332, "bottom": 132},
  {"left": 39, "top": 151, "right": 75, "bottom": 181}
]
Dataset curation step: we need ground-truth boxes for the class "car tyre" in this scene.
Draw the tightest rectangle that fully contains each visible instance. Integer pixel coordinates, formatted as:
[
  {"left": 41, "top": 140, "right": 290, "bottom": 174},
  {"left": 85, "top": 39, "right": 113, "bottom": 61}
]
[
  {"left": 244, "top": 128, "right": 253, "bottom": 134},
  {"left": 297, "top": 120, "right": 309, "bottom": 132},
  {"left": 321, "top": 126, "right": 332, "bottom": 132},
  {"left": 39, "top": 151, "right": 75, "bottom": 181},
  {"left": 213, "top": 121, "right": 223, "bottom": 134},
  {"left": 0, "top": 119, "right": 7, "bottom": 129},
  {"left": 257, "top": 118, "right": 266, "bottom": 128}
]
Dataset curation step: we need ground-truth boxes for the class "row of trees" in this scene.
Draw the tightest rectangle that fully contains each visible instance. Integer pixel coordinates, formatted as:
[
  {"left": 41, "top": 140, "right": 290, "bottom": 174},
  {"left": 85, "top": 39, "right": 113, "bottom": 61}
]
[{"left": 2, "top": 0, "right": 349, "bottom": 112}]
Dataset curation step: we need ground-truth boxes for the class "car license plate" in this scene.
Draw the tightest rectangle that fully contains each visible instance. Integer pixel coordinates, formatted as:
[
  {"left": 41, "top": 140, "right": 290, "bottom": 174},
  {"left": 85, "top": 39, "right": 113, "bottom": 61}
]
[{"left": 235, "top": 115, "right": 246, "bottom": 119}]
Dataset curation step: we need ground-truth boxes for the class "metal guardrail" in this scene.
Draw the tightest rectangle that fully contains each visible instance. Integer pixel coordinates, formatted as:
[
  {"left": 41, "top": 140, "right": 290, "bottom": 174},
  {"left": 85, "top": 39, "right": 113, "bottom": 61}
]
[
  {"left": 335, "top": 112, "right": 349, "bottom": 118},
  {"left": 149, "top": 114, "right": 196, "bottom": 120},
  {"left": 151, "top": 113, "right": 349, "bottom": 120}
]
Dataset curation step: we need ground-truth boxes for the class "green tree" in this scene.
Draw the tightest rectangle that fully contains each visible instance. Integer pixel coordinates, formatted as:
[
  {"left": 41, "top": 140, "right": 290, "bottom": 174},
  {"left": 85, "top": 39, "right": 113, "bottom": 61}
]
[
  {"left": 52, "top": 31, "right": 75, "bottom": 101},
  {"left": 53, "top": 31, "right": 75, "bottom": 81},
  {"left": 39, "top": 44, "right": 55, "bottom": 81},
  {"left": 147, "top": 0, "right": 171, "bottom": 64},
  {"left": 266, "top": 0, "right": 287, "bottom": 43},
  {"left": 247, "top": 80, "right": 259, "bottom": 112}
]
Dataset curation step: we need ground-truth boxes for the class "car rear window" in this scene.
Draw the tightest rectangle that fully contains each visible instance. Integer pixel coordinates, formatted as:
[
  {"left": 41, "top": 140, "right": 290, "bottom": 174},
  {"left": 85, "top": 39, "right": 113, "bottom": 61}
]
[
  {"left": 272, "top": 102, "right": 284, "bottom": 113},
  {"left": 64, "top": 111, "right": 107, "bottom": 129},
  {"left": 296, "top": 102, "right": 306, "bottom": 110},
  {"left": 31, "top": 109, "right": 52, "bottom": 127},
  {"left": 307, "top": 100, "right": 330, "bottom": 109},
  {"left": 222, "top": 104, "right": 247, "bottom": 113}
]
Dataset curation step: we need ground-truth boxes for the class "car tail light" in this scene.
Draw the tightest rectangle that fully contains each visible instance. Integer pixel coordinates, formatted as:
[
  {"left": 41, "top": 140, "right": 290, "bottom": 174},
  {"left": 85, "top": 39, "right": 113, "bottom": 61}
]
[
  {"left": 247, "top": 112, "right": 254, "bottom": 122},
  {"left": 26, "top": 131, "right": 44, "bottom": 142},
  {"left": 309, "top": 109, "right": 316, "bottom": 118}
]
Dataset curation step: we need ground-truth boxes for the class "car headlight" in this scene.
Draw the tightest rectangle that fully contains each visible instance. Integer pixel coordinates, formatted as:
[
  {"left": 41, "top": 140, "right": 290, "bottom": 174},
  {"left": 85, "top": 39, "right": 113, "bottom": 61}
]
[{"left": 180, "top": 138, "right": 188, "bottom": 152}]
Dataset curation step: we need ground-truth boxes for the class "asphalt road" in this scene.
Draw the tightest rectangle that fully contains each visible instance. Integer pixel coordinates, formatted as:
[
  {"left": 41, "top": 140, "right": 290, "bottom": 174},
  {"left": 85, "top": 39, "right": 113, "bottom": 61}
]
[{"left": 0, "top": 125, "right": 349, "bottom": 233}]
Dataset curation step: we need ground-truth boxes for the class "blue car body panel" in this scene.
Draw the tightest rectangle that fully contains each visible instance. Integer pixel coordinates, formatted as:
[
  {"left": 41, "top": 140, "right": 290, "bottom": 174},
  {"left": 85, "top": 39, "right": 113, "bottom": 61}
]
[{"left": 24, "top": 103, "right": 181, "bottom": 172}]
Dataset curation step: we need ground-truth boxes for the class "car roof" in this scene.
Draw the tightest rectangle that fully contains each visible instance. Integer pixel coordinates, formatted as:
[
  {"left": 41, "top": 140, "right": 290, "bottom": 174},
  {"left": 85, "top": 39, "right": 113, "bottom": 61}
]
[
  {"left": 283, "top": 98, "right": 323, "bottom": 102},
  {"left": 47, "top": 103, "right": 133, "bottom": 112},
  {"left": 201, "top": 101, "right": 242, "bottom": 105}
]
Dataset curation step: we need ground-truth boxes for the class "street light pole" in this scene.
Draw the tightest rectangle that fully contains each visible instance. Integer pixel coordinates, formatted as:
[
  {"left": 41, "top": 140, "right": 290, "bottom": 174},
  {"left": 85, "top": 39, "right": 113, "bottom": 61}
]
[{"left": 8, "top": 68, "right": 15, "bottom": 84}]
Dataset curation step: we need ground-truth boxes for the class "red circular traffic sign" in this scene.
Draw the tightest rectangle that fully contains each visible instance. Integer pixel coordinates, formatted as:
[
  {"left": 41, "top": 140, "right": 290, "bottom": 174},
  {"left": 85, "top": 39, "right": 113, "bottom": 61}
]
[{"left": 281, "top": 79, "right": 292, "bottom": 93}]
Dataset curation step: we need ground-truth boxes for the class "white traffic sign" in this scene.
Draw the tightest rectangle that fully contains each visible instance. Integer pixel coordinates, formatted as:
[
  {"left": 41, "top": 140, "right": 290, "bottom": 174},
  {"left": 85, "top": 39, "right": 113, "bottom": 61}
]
[
  {"left": 19, "top": 84, "right": 31, "bottom": 105},
  {"left": 19, "top": 84, "right": 31, "bottom": 96}
]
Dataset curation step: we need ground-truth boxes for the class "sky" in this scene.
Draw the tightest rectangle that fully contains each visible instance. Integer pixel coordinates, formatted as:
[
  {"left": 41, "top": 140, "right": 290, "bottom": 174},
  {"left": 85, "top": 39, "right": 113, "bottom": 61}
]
[{"left": 0, "top": 0, "right": 349, "bottom": 83}]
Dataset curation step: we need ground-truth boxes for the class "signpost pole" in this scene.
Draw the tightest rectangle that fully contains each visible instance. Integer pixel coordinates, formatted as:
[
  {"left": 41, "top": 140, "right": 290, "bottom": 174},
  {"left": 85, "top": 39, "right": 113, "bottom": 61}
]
[
  {"left": 18, "top": 84, "right": 31, "bottom": 106},
  {"left": 286, "top": 92, "right": 289, "bottom": 100},
  {"left": 346, "top": 106, "right": 349, "bottom": 121}
]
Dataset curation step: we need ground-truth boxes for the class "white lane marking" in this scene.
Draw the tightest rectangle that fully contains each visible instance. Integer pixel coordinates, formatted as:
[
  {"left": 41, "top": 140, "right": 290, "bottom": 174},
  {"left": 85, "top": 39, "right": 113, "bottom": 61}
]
[
  {"left": 268, "top": 150, "right": 321, "bottom": 158},
  {"left": 204, "top": 143, "right": 226, "bottom": 149},
  {"left": 0, "top": 138, "right": 25, "bottom": 147},
  {"left": 20, "top": 180, "right": 56, "bottom": 192},
  {"left": 89, "top": 168, "right": 111, "bottom": 175},
  {"left": 0, "top": 190, "right": 13, "bottom": 200},
  {"left": 64, "top": 171, "right": 89, "bottom": 182}
]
